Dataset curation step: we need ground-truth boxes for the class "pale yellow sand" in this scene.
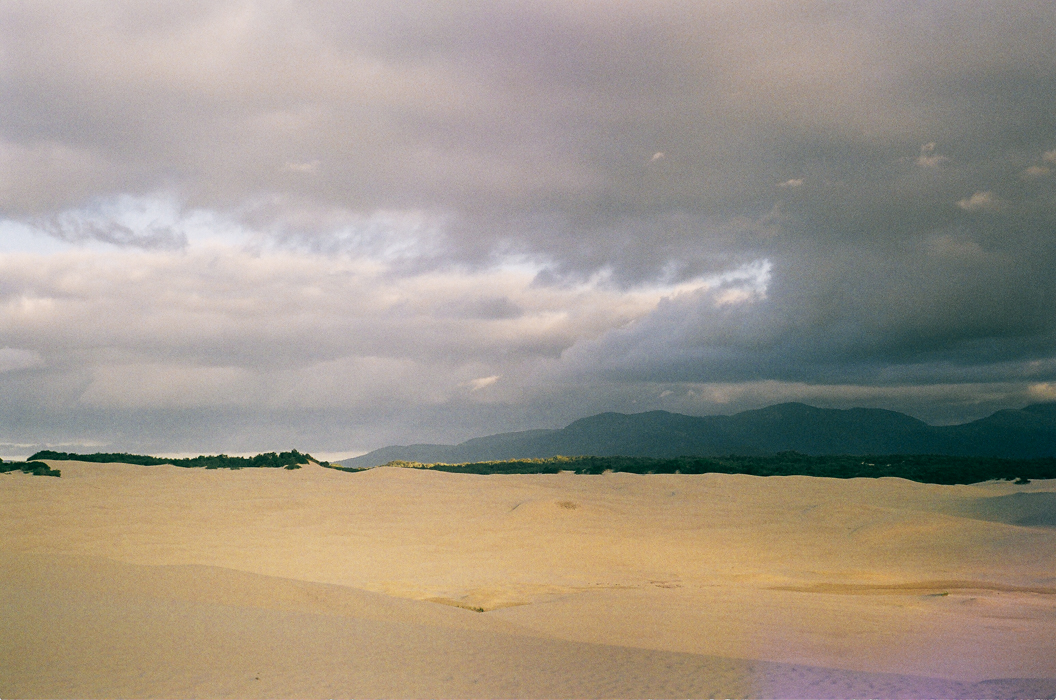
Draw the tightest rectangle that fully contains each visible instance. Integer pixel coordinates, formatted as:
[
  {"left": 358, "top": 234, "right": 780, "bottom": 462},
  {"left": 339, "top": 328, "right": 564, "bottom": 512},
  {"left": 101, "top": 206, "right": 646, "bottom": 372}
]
[{"left": 2, "top": 462, "right": 1055, "bottom": 698}]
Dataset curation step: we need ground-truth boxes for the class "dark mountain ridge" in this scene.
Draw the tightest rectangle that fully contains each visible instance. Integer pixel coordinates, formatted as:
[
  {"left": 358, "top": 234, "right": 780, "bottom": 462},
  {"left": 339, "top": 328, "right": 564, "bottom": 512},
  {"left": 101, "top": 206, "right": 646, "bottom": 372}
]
[{"left": 339, "top": 402, "right": 1056, "bottom": 468}]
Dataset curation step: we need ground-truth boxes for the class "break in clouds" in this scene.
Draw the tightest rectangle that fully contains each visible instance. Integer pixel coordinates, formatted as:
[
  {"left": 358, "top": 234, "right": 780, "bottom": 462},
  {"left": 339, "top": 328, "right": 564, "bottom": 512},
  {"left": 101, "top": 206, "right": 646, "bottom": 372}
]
[{"left": 2, "top": 1, "right": 1056, "bottom": 456}]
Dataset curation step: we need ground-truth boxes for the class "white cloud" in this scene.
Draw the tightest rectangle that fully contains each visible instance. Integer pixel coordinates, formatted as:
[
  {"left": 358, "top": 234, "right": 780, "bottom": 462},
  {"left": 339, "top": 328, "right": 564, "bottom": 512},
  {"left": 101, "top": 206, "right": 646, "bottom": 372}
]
[
  {"left": 284, "top": 160, "right": 320, "bottom": 174},
  {"left": 1028, "top": 382, "right": 1056, "bottom": 401},
  {"left": 924, "top": 232, "right": 984, "bottom": 260},
  {"left": 468, "top": 375, "right": 500, "bottom": 391},
  {"left": 0, "top": 348, "right": 44, "bottom": 373},
  {"left": 1043, "top": 150, "right": 1056, "bottom": 164},
  {"left": 1025, "top": 382, "right": 1056, "bottom": 405},
  {"left": 1021, "top": 165, "right": 1051, "bottom": 178},
  {"left": 777, "top": 178, "right": 803, "bottom": 188},
  {"left": 705, "top": 259, "right": 772, "bottom": 304},
  {"left": 956, "top": 191, "right": 1003, "bottom": 212},
  {"left": 916, "top": 142, "right": 948, "bottom": 168}
]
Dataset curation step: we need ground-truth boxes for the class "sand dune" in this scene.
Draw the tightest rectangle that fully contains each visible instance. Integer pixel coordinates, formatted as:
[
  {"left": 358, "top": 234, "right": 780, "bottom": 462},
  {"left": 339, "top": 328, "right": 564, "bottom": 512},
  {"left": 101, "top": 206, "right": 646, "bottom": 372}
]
[{"left": 2, "top": 462, "right": 1055, "bottom": 698}]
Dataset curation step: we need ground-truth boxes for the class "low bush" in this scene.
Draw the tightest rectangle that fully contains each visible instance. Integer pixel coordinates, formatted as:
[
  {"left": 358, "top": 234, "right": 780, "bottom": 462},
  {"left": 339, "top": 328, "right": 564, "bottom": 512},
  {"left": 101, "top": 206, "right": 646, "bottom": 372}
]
[{"left": 0, "top": 458, "right": 61, "bottom": 477}]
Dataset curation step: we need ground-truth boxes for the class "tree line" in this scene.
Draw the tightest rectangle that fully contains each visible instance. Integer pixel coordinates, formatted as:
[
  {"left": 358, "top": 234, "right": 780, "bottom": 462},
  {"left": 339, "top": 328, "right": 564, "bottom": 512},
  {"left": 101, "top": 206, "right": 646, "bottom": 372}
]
[{"left": 27, "top": 449, "right": 315, "bottom": 471}]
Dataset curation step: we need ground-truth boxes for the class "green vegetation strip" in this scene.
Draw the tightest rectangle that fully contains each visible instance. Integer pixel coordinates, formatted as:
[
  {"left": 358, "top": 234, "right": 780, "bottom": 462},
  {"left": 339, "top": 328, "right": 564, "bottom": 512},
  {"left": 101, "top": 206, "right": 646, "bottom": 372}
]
[
  {"left": 11, "top": 450, "right": 1055, "bottom": 484},
  {"left": 26, "top": 449, "right": 316, "bottom": 473},
  {"left": 0, "top": 459, "right": 61, "bottom": 477},
  {"left": 378, "top": 453, "right": 1056, "bottom": 485}
]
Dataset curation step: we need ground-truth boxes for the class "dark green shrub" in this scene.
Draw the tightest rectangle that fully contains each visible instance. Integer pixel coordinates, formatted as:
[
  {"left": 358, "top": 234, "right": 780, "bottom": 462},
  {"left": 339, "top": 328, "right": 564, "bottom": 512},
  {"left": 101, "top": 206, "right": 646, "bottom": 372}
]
[
  {"left": 27, "top": 449, "right": 315, "bottom": 471},
  {"left": 0, "top": 460, "right": 61, "bottom": 477}
]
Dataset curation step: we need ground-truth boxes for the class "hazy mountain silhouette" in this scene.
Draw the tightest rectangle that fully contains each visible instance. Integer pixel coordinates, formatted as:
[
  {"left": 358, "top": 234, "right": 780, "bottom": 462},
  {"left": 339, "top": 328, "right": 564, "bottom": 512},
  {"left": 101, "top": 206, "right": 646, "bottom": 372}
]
[{"left": 340, "top": 402, "right": 1056, "bottom": 468}]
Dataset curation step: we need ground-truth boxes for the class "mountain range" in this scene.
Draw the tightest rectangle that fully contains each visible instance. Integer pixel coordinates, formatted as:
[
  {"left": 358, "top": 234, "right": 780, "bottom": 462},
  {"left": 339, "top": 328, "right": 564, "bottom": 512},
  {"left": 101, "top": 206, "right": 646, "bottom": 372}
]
[{"left": 339, "top": 402, "right": 1056, "bottom": 468}]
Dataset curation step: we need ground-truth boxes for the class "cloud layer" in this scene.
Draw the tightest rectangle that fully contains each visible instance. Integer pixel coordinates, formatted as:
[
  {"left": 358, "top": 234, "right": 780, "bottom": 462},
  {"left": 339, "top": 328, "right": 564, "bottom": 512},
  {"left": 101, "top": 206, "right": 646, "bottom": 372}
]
[{"left": 2, "top": 2, "right": 1056, "bottom": 455}]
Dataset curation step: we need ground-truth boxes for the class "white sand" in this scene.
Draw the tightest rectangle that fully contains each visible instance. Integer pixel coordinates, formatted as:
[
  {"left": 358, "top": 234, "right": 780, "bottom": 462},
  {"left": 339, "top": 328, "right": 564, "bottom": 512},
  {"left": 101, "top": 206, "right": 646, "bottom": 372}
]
[{"left": 2, "top": 462, "right": 1054, "bottom": 698}]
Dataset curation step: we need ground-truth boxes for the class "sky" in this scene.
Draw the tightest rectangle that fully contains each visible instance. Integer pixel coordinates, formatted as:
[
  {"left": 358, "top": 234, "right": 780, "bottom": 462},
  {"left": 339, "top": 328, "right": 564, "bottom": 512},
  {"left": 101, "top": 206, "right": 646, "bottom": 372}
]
[{"left": 2, "top": 1, "right": 1056, "bottom": 459}]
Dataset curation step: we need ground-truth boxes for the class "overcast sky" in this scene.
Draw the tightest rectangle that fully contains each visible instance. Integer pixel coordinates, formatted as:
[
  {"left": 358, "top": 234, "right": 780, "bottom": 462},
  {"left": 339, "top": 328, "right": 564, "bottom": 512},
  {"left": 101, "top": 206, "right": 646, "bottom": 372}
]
[{"left": 3, "top": 1, "right": 1056, "bottom": 458}]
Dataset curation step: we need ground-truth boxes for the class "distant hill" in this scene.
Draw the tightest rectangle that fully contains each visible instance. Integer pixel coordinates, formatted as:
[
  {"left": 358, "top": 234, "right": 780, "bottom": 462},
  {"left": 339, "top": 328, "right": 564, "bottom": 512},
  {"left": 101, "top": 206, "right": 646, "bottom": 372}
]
[{"left": 339, "top": 402, "right": 1056, "bottom": 468}]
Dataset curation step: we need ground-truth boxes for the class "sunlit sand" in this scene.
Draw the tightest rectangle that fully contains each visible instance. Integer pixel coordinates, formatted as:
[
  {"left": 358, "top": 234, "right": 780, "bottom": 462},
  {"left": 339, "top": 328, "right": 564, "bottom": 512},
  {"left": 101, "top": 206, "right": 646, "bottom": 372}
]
[{"left": 2, "top": 461, "right": 1054, "bottom": 698}]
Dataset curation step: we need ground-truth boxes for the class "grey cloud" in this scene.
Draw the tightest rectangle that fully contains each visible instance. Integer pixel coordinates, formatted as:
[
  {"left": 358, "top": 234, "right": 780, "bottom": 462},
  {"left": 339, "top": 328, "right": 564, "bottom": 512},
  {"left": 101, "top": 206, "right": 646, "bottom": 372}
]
[
  {"left": 3, "top": 2, "right": 1056, "bottom": 451},
  {"left": 559, "top": 234, "right": 1056, "bottom": 389},
  {"left": 0, "top": 347, "right": 44, "bottom": 373},
  {"left": 0, "top": 242, "right": 661, "bottom": 420},
  {"left": 36, "top": 216, "right": 187, "bottom": 250},
  {"left": 437, "top": 296, "right": 525, "bottom": 321},
  {"left": 4, "top": 3, "right": 1052, "bottom": 223}
]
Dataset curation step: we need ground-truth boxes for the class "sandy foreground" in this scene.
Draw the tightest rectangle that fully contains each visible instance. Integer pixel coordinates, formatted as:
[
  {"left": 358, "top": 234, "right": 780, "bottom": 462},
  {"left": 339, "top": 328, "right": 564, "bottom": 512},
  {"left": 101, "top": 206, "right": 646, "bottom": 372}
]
[{"left": 1, "top": 462, "right": 1055, "bottom": 699}]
